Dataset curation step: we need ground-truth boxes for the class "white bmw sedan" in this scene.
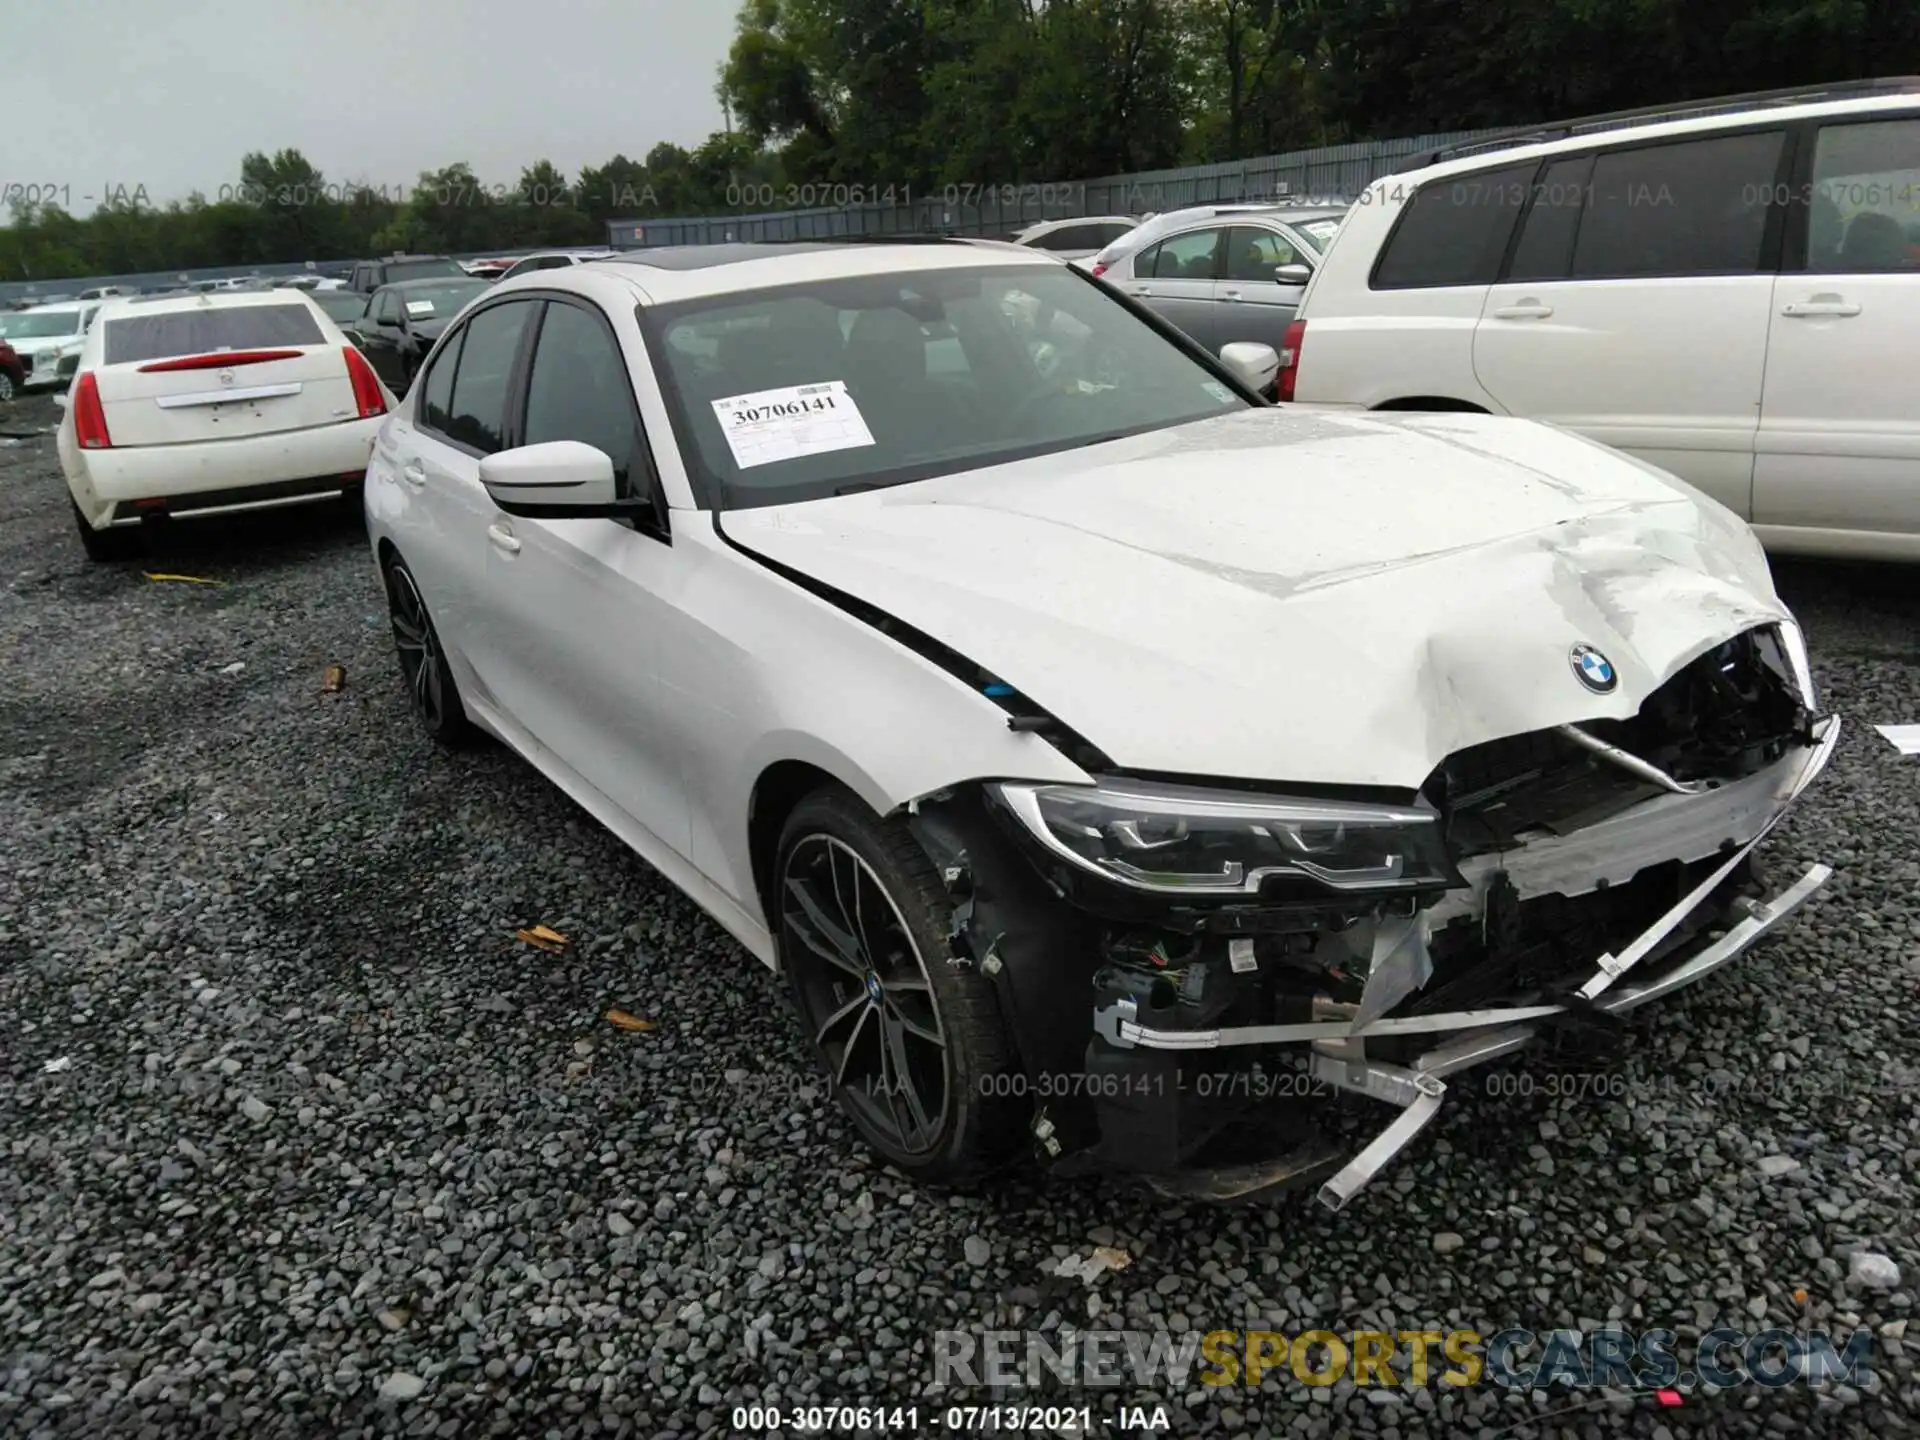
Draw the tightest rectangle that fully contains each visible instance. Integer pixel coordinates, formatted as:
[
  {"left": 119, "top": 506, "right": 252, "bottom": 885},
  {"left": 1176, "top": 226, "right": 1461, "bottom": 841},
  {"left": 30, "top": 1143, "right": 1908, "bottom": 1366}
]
[
  {"left": 365, "top": 241, "right": 1837, "bottom": 1210},
  {"left": 57, "top": 289, "right": 395, "bottom": 561}
]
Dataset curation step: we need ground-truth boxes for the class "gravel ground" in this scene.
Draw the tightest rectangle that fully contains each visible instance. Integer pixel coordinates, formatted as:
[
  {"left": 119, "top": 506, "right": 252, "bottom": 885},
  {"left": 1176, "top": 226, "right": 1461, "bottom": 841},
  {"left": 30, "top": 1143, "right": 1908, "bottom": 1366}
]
[{"left": 1, "top": 390, "right": 1917, "bottom": 1439}]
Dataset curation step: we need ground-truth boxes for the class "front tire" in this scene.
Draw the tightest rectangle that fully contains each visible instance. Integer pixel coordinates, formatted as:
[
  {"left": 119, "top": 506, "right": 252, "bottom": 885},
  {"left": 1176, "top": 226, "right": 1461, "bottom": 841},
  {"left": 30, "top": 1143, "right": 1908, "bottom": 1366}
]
[
  {"left": 0, "top": 371, "right": 15, "bottom": 403},
  {"left": 382, "top": 553, "right": 475, "bottom": 747},
  {"left": 774, "top": 786, "right": 1024, "bottom": 1185}
]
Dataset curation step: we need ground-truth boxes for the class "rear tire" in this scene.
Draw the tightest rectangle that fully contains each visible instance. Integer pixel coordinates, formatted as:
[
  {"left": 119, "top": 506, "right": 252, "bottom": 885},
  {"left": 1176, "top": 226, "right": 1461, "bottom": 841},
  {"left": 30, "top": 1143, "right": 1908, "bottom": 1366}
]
[
  {"left": 72, "top": 503, "right": 142, "bottom": 563},
  {"left": 0, "top": 371, "right": 15, "bottom": 403},
  {"left": 382, "top": 552, "right": 476, "bottom": 747},
  {"left": 774, "top": 785, "right": 1025, "bottom": 1186}
]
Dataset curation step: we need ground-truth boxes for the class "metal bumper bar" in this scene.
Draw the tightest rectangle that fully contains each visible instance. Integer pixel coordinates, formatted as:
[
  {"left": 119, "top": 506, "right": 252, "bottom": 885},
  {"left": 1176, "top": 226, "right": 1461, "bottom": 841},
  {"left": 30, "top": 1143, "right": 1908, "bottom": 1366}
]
[{"left": 1089, "top": 717, "right": 1841, "bottom": 1211}]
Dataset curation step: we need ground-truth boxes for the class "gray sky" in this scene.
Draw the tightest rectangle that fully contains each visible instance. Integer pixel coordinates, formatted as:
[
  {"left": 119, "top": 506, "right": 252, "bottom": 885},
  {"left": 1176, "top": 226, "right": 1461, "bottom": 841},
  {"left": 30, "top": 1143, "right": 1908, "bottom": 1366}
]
[{"left": 5, "top": 0, "right": 737, "bottom": 210}]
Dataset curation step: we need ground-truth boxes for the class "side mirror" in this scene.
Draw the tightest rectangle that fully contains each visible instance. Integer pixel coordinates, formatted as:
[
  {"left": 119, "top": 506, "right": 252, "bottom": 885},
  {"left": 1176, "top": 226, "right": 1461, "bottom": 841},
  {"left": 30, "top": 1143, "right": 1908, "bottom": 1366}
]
[
  {"left": 1219, "top": 342, "right": 1280, "bottom": 395},
  {"left": 479, "top": 440, "right": 621, "bottom": 516},
  {"left": 1274, "top": 262, "right": 1313, "bottom": 286}
]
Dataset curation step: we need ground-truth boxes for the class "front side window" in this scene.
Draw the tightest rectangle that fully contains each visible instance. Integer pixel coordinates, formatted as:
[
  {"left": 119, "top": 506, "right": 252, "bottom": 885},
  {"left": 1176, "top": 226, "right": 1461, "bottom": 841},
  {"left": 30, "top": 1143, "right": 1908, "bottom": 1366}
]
[
  {"left": 645, "top": 262, "right": 1248, "bottom": 511},
  {"left": 375, "top": 291, "right": 400, "bottom": 323},
  {"left": 521, "top": 301, "right": 644, "bottom": 496},
  {"left": 1570, "top": 131, "right": 1784, "bottom": 278},
  {"left": 1372, "top": 162, "right": 1533, "bottom": 289},
  {"left": 1223, "top": 227, "right": 1304, "bottom": 281},
  {"left": 1806, "top": 118, "right": 1920, "bottom": 272},
  {"left": 440, "top": 301, "right": 534, "bottom": 454}
]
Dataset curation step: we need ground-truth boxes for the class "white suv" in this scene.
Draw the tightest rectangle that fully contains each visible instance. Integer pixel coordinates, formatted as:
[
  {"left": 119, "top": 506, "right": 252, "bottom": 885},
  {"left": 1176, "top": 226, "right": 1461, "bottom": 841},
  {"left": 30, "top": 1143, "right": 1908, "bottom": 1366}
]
[{"left": 1284, "top": 79, "right": 1920, "bottom": 560}]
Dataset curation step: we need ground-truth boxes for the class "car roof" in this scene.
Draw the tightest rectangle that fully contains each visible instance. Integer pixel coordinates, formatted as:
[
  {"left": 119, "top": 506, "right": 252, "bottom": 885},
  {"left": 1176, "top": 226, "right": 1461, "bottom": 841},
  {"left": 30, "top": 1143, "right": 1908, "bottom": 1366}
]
[
  {"left": 1402, "top": 89, "right": 1920, "bottom": 185},
  {"left": 96, "top": 289, "right": 327, "bottom": 318},
  {"left": 491, "top": 239, "right": 1060, "bottom": 305},
  {"left": 378, "top": 276, "right": 493, "bottom": 291},
  {"left": 23, "top": 300, "right": 93, "bottom": 313}
]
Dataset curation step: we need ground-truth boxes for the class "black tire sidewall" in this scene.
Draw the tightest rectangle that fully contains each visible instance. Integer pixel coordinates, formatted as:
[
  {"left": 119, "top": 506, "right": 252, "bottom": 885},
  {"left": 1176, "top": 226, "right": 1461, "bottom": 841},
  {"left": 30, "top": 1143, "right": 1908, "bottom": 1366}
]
[
  {"left": 774, "top": 786, "right": 1025, "bottom": 1184},
  {"left": 382, "top": 555, "right": 471, "bottom": 746}
]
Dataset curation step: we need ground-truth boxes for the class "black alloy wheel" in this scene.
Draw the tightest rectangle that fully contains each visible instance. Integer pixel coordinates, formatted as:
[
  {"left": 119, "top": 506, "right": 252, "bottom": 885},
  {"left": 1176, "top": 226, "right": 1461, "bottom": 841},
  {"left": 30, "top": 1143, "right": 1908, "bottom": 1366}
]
[
  {"left": 775, "top": 786, "right": 1023, "bottom": 1183},
  {"left": 383, "top": 554, "right": 474, "bottom": 746}
]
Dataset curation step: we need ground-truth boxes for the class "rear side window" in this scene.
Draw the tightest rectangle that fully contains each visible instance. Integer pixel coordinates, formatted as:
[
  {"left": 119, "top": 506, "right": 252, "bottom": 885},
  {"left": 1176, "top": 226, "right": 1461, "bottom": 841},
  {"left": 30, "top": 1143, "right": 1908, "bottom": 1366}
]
[
  {"left": 1372, "top": 163, "right": 1533, "bottom": 289},
  {"left": 1139, "top": 228, "right": 1222, "bottom": 280},
  {"left": 441, "top": 301, "right": 534, "bottom": 454},
  {"left": 1570, "top": 131, "right": 1784, "bottom": 278},
  {"left": 1508, "top": 156, "right": 1596, "bottom": 282},
  {"left": 102, "top": 304, "right": 325, "bottom": 365},
  {"left": 1032, "top": 225, "right": 1098, "bottom": 251}
]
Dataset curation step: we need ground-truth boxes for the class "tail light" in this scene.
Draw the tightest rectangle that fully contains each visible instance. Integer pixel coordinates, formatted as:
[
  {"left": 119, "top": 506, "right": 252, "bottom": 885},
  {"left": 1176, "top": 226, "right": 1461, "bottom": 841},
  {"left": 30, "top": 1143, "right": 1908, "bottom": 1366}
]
[
  {"left": 343, "top": 345, "right": 387, "bottom": 419},
  {"left": 1090, "top": 262, "right": 1108, "bottom": 278},
  {"left": 73, "top": 372, "right": 112, "bottom": 449},
  {"left": 137, "top": 349, "right": 305, "bottom": 373},
  {"left": 1277, "top": 319, "right": 1306, "bottom": 403}
]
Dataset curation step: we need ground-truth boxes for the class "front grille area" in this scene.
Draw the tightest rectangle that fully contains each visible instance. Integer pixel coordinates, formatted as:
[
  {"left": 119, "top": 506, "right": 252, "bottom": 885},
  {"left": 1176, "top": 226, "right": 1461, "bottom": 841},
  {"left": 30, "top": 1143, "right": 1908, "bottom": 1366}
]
[
  {"left": 1424, "top": 625, "right": 1810, "bottom": 860},
  {"left": 1412, "top": 850, "right": 1752, "bottom": 1016}
]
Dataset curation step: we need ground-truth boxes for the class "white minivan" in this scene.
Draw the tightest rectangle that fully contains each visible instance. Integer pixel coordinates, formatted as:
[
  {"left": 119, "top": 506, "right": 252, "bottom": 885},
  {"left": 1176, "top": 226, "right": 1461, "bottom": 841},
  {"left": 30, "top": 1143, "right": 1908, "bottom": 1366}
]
[{"left": 1284, "top": 79, "right": 1920, "bottom": 560}]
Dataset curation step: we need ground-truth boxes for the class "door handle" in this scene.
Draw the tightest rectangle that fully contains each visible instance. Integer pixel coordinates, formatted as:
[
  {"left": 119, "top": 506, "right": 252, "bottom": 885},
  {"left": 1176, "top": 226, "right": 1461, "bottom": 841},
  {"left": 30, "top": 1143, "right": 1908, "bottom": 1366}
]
[
  {"left": 1130, "top": 286, "right": 1151, "bottom": 297},
  {"left": 1221, "top": 289, "right": 1243, "bottom": 301},
  {"left": 1780, "top": 298, "right": 1861, "bottom": 318},
  {"left": 1491, "top": 302, "right": 1554, "bottom": 319},
  {"left": 400, "top": 461, "right": 426, "bottom": 489},
  {"left": 487, "top": 521, "right": 521, "bottom": 555}
]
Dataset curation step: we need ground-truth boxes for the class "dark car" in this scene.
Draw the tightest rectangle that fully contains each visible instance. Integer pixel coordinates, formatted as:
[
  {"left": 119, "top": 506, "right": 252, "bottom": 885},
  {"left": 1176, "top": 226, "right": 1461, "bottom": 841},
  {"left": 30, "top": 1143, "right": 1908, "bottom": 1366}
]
[
  {"left": 344, "top": 278, "right": 492, "bottom": 391},
  {"left": 347, "top": 254, "right": 468, "bottom": 293},
  {"left": 314, "top": 289, "right": 371, "bottom": 331},
  {"left": 0, "top": 339, "right": 23, "bottom": 401}
]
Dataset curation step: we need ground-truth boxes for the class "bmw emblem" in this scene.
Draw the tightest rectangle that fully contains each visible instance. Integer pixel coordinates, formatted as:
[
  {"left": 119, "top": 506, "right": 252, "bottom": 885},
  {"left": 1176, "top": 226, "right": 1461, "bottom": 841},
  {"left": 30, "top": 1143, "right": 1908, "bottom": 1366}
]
[{"left": 1570, "top": 644, "right": 1617, "bottom": 694}]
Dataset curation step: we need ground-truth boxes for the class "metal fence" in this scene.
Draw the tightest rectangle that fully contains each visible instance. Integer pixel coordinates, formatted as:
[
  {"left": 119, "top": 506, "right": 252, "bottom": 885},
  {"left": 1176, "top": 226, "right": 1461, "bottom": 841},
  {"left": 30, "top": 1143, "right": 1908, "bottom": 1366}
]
[
  {"left": 605, "top": 129, "right": 1504, "bottom": 247},
  {"left": 1, "top": 127, "right": 1506, "bottom": 301}
]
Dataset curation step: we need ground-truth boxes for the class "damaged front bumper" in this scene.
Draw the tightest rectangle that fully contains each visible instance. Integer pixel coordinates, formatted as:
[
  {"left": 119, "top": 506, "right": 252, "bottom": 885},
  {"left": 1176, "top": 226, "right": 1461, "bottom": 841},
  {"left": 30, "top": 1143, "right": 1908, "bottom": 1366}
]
[{"left": 1082, "top": 715, "right": 1841, "bottom": 1211}]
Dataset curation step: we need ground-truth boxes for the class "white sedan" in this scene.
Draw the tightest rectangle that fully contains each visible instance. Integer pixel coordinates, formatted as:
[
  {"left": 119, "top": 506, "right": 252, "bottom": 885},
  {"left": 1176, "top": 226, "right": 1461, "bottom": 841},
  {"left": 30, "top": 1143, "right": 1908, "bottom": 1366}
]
[
  {"left": 57, "top": 289, "right": 396, "bottom": 560},
  {"left": 364, "top": 241, "right": 1837, "bottom": 1209}
]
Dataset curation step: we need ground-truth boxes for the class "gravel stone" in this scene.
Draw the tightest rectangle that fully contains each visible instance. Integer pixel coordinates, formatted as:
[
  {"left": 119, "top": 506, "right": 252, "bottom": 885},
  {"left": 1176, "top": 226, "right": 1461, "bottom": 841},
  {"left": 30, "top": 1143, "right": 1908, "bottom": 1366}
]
[{"left": 1, "top": 398, "right": 1916, "bottom": 1436}]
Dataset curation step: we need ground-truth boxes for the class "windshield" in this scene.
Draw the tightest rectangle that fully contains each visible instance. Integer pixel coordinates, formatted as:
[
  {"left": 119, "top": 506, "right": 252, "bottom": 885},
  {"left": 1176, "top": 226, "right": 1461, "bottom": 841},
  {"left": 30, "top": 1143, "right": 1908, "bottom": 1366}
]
[
  {"left": 0, "top": 310, "right": 85, "bottom": 339},
  {"left": 396, "top": 281, "right": 488, "bottom": 317},
  {"left": 1295, "top": 218, "right": 1343, "bottom": 252},
  {"left": 644, "top": 263, "right": 1248, "bottom": 510},
  {"left": 317, "top": 292, "right": 368, "bottom": 322},
  {"left": 386, "top": 259, "right": 465, "bottom": 282}
]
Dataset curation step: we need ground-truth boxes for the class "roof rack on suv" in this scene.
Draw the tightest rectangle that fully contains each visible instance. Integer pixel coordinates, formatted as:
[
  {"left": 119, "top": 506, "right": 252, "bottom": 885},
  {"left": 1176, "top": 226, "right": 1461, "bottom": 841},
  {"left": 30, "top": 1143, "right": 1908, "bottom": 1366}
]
[{"left": 1412, "top": 75, "right": 1920, "bottom": 169}]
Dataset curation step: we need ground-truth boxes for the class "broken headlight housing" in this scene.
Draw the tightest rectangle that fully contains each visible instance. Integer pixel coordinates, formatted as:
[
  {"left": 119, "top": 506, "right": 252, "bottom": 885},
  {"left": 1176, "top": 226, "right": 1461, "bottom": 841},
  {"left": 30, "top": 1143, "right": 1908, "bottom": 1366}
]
[{"left": 990, "top": 778, "right": 1464, "bottom": 898}]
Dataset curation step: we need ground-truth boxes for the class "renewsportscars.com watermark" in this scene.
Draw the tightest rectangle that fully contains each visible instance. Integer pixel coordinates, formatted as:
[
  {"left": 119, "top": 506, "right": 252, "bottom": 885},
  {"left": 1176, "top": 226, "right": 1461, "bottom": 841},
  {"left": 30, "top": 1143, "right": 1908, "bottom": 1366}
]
[{"left": 934, "top": 1326, "right": 1874, "bottom": 1392}]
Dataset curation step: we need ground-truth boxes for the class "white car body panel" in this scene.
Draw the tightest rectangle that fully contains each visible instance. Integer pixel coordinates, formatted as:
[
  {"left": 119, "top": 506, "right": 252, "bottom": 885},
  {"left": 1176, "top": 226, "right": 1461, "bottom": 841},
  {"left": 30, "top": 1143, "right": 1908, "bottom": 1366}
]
[
  {"left": 723, "top": 406, "right": 1786, "bottom": 791},
  {"left": 1290, "top": 91, "right": 1920, "bottom": 559}
]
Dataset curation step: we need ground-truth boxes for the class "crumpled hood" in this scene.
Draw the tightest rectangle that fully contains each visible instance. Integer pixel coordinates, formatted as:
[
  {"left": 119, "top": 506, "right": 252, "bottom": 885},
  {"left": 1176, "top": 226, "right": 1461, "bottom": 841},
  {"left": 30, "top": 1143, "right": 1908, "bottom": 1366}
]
[{"left": 724, "top": 408, "right": 1790, "bottom": 789}]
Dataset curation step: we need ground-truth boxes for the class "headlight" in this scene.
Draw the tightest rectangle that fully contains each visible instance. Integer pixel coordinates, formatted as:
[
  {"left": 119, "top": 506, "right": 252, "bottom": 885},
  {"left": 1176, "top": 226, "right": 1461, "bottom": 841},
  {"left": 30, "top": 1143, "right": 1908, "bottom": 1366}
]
[
  {"left": 990, "top": 778, "right": 1463, "bottom": 897},
  {"left": 1775, "top": 618, "right": 1817, "bottom": 710}
]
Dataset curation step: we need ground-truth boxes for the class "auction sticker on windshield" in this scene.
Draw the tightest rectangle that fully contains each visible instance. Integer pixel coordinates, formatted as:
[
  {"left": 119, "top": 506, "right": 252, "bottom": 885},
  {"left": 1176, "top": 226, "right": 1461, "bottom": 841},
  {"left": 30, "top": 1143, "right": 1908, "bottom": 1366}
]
[
  {"left": 406, "top": 301, "right": 436, "bottom": 317},
  {"left": 712, "top": 380, "right": 875, "bottom": 469}
]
